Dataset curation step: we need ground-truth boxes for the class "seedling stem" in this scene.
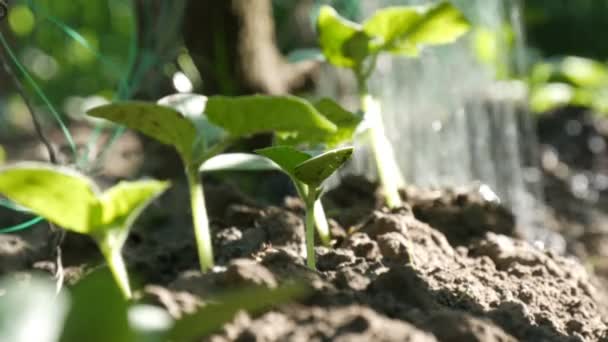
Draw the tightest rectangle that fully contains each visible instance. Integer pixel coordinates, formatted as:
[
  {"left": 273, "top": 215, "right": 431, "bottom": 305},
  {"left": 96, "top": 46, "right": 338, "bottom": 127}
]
[
  {"left": 187, "top": 166, "right": 214, "bottom": 272},
  {"left": 357, "top": 67, "right": 404, "bottom": 208}
]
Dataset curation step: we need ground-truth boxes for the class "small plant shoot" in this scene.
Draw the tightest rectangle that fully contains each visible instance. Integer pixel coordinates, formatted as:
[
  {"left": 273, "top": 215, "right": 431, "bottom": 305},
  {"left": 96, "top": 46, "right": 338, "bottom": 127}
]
[
  {"left": 88, "top": 94, "right": 341, "bottom": 272},
  {"left": 256, "top": 146, "right": 354, "bottom": 269},
  {"left": 317, "top": 1, "right": 471, "bottom": 208},
  {"left": 0, "top": 162, "right": 169, "bottom": 299}
]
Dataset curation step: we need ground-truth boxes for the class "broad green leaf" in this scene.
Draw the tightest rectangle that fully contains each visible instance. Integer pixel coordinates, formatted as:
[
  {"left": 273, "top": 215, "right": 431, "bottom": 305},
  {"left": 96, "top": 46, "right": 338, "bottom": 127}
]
[
  {"left": 0, "top": 162, "right": 100, "bottom": 233},
  {"left": 255, "top": 146, "right": 312, "bottom": 177},
  {"left": 169, "top": 284, "right": 309, "bottom": 341},
  {"left": 205, "top": 95, "right": 337, "bottom": 137},
  {"left": 88, "top": 102, "right": 197, "bottom": 162},
  {"left": 406, "top": 2, "right": 470, "bottom": 47},
  {"left": 294, "top": 147, "right": 354, "bottom": 186},
  {"left": 99, "top": 180, "right": 170, "bottom": 230},
  {"left": 317, "top": 5, "right": 366, "bottom": 68},
  {"left": 60, "top": 270, "right": 134, "bottom": 342},
  {"left": 363, "top": 6, "right": 422, "bottom": 54},
  {"left": 276, "top": 98, "right": 361, "bottom": 147},
  {"left": 158, "top": 93, "right": 227, "bottom": 154},
  {"left": 200, "top": 153, "right": 281, "bottom": 173},
  {"left": 0, "top": 276, "right": 69, "bottom": 342}
]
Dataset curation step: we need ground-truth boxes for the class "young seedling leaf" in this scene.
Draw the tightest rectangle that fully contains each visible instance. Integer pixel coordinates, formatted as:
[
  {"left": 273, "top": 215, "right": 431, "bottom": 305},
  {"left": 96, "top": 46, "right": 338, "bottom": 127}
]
[
  {"left": 294, "top": 146, "right": 354, "bottom": 186},
  {"left": 205, "top": 95, "right": 337, "bottom": 137},
  {"left": 317, "top": 5, "right": 366, "bottom": 68},
  {"left": 277, "top": 98, "right": 362, "bottom": 147},
  {"left": 255, "top": 146, "right": 312, "bottom": 178},
  {"left": 158, "top": 93, "right": 227, "bottom": 153},
  {"left": 0, "top": 162, "right": 100, "bottom": 234},
  {"left": 169, "top": 283, "right": 309, "bottom": 341},
  {"left": 88, "top": 102, "right": 198, "bottom": 162},
  {"left": 363, "top": 6, "right": 423, "bottom": 55},
  {"left": 406, "top": 2, "right": 471, "bottom": 46},
  {"left": 200, "top": 153, "right": 281, "bottom": 173},
  {"left": 99, "top": 180, "right": 170, "bottom": 230}
]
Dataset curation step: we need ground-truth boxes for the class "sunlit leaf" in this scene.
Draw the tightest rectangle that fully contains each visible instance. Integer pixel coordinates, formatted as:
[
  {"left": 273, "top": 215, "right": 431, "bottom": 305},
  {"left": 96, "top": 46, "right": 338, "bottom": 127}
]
[
  {"left": 99, "top": 180, "right": 170, "bottom": 230},
  {"left": 294, "top": 147, "right": 354, "bottom": 186},
  {"left": 561, "top": 56, "right": 608, "bottom": 88},
  {"left": 317, "top": 5, "right": 366, "bottom": 68},
  {"left": 363, "top": 6, "right": 422, "bottom": 55},
  {"left": 88, "top": 102, "right": 198, "bottom": 163},
  {"left": 200, "top": 153, "right": 281, "bottom": 173},
  {"left": 205, "top": 95, "right": 337, "bottom": 138},
  {"left": 168, "top": 284, "right": 309, "bottom": 341},
  {"left": 406, "top": 2, "right": 470, "bottom": 46},
  {"left": 255, "top": 146, "right": 312, "bottom": 178},
  {"left": 0, "top": 162, "right": 100, "bottom": 233}
]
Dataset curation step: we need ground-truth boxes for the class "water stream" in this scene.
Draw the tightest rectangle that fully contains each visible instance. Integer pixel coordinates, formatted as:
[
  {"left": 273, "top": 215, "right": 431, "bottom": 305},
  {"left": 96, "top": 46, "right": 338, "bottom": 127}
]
[{"left": 320, "top": 0, "right": 558, "bottom": 247}]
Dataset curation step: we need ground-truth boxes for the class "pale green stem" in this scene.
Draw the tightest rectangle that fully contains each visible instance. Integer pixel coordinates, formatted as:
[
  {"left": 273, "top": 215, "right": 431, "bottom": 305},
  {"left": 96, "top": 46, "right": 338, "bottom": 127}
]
[
  {"left": 187, "top": 168, "right": 214, "bottom": 272},
  {"left": 304, "top": 193, "right": 317, "bottom": 270},
  {"left": 358, "top": 77, "right": 404, "bottom": 208},
  {"left": 313, "top": 199, "right": 331, "bottom": 246},
  {"left": 99, "top": 241, "right": 132, "bottom": 299},
  {"left": 294, "top": 181, "right": 331, "bottom": 246}
]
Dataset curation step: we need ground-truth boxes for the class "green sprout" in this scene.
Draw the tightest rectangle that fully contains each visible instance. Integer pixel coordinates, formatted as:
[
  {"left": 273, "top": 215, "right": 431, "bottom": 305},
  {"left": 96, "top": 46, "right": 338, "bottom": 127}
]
[
  {"left": 200, "top": 97, "right": 360, "bottom": 253},
  {"left": 87, "top": 94, "right": 341, "bottom": 272},
  {"left": 317, "top": 1, "right": 471, "bottom": 207},
  {"left": 255, "top": 146, "right": 354, "bottom": 269},
  {"left": 0, "top": 162, "right": 169, "bottom": 299}
]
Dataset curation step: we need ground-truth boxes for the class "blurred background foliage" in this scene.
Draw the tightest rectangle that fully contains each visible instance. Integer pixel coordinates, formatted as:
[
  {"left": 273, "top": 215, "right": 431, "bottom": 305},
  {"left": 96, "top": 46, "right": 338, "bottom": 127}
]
[{"left": 1, "top": 0, "right": 608, "bottom": 143}]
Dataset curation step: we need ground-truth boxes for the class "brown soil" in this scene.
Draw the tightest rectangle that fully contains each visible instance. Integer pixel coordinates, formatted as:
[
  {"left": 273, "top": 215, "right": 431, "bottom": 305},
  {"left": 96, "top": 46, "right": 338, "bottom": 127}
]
[{"left": 3, "top": 179, "right": 605, "bottom": 341}]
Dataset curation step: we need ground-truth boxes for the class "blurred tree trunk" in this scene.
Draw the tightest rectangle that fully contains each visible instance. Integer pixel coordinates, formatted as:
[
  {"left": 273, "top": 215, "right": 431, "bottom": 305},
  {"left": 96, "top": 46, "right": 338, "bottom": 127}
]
[{"left": 183, "top": 0, "right": 317, "bottom": 95}]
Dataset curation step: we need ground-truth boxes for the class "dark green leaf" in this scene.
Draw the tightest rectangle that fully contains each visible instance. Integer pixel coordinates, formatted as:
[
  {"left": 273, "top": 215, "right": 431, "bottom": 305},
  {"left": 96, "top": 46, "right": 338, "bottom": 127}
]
[
  {"left": 169, "top": 284, "right": 309, "bottom": 341},
  {"left": 0, "top": 162, "right": 100, "bottom": 234},
  {"left": 60, "top": 270, "right": 134, "bottom": 342},
  {"left": 205, "top": 95, "right": 337, "bottom": 137},
  {"left": 276, "top": 98, "right": 361, "bottom": 147},
  {"left": 88, "top": 102, "right": 197, "bottom": 163},
  {"left": 294, "top": 147, "right": 354, "bottom": 186},
  {"left": 255, "top": 146, "right": 312, "bottom": 178}
]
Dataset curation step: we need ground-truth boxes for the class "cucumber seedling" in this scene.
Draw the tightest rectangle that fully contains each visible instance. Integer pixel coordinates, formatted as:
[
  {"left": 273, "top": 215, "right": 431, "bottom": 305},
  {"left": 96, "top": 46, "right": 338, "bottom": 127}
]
[
  {"left": 255, "top": 146, "right": 354, "bottom": 269},
  {"left": 0, "top": 162, "right": 169, "bottom": 298},
  {"left": 317, "top": 1, "right": 471, "bottom": 207},
  {"left": 87, "top": 94, "right": 339, "bottom": 272}
]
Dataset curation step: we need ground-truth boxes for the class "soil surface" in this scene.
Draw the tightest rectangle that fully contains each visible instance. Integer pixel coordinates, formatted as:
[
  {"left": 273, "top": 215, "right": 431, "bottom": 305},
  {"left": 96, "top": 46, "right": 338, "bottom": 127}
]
[{"left": 2, "top": 178, "right": 607, "bottom": 341}]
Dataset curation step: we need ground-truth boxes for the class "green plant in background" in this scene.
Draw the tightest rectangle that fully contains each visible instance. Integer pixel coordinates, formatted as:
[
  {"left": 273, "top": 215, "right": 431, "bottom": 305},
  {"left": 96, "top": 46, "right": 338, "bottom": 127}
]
[
  {"left": 0, "top": 162, "right": 169, "bottom": 298},
  {"left": 254, "top": 146, "right": 353, "bottom": 269},
  {"left": 316, "top": 1, "right": 471, "bottom": 208},
  {"left": 88, "top": 94, "right": 341, "bottom": 272},
  {"left": 529, "top": 56, "right": 608, "bottom": 115}
]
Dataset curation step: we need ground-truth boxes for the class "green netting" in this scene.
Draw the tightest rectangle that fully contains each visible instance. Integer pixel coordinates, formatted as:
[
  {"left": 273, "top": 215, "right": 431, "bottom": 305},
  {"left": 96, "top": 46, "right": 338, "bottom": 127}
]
[{"left": 0, "top": 0, "right": 185, "bottom": 233}]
